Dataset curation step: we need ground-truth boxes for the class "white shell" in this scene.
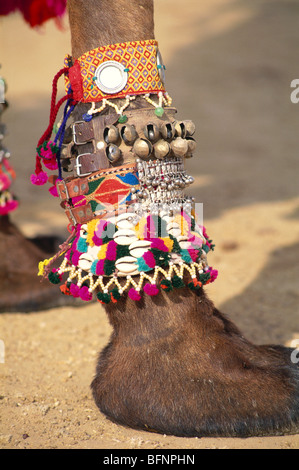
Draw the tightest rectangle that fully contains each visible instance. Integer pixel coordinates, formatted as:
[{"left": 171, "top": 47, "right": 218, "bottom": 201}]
[
  {"left": 113, "top": 228, "right": 138, "bottom": 246},
  {"left": 167, "top": 221, "right": 182, "bottom": 238},
  {"left": 80, "top": 224, "right": 88, "bottom": 239},
  {"left": 78, "top": 253, "right": 94, "bottom": 271},
  {"left": 129, "top": 239, "right": 152, "bottom": 259},
  {"left": 115, "top": 256, "right": 139, "bottom": 276},
  {"left": 179, "top": 241, "right": 191, "bottom": 250},
  {"left": 116, "top": 212, "right": 136, "bottom": 230},
  {"left": 177, "top": 235, "right": 191, "bottom": 250}
]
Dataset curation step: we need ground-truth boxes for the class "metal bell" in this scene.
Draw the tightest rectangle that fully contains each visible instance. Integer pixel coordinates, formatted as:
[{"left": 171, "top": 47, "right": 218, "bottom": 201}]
[
  {"left": 185, "top": 137, "right": 197, "bottom": 158},
  {"left": 153, "top": 139, "right": 171, "bottom": 159},
  {"left": 132, "top": 138, "right": 153, "bottom": 160},
  {"left": 183, "top": 120, "right": 196, "bottom": 136},
  {"left": 170, "top": 137, "right": 189, "bottom": 157},
  {"left": 103, "top": 125, "right": 120, "bottom": 144},
  {"left": 144, "top": 123, "right": 160, "bottom": 143},
  {"left": 106, "top": 144, "right": 122, "bottom": 163},
  {"left": 160, "top": 121, "right": 176, "bottom": 140},
  {"left": 120, "top": 124, "right": 138, "bottom": 144},
  {"left": 174, "top": 121, "right": 187, "bottom": 138}
]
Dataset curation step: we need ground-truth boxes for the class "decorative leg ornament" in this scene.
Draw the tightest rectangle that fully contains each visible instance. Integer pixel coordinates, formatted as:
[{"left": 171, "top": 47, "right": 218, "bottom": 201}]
[
  {"left": 33, "top": 41, "right": 217, "bottom": 303},
  {"left": 31, "top": 28, "right": 299, "bottom": 438}
]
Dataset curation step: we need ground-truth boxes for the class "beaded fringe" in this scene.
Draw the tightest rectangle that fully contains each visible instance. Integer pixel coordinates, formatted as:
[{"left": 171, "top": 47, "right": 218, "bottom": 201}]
[{"left": 44, "top": 256, "right": 215, "bottom": 304}]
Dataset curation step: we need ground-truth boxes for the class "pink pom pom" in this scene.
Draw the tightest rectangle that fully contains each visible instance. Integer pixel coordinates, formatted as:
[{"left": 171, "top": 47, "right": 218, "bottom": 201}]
[
  {"left": 143, "top": 283, "right": 159, "bottom": 296},
  {"left": 143, "top": 251, "right": 156, "bottom": 268},
  {"left": 188, "top": 248, "right": 200, "bottom": 262},
  {"left": 106, "top": 240, "right": 117, "bottom": 261},
  {"left": 79, "top": 285, "right": 93, "bottom": 301},
  {"left": 43, "top": 157, "right": 58, "bottom": 170},
  {"left": 95, "top": 259, "right": 105, "bottom": 276},
  {"left": 0, "top": 200, "right": 19, "bottom": 215},
  {"left": 128, "top": 288, "right": 141, "bottom": 301},
  {"left": 70, "top": 283, "right": 80, "bottom": 298},
  {"left": 30, "top": 171, "right": 48, "bottom": 186},
  {"left": 71, "top": 250, "right": 80, "bottom": 265},
  {"left": 150, "top": 238, "right": 168, "bottom": 252},
  {"left": 48, "top": 184, "right": 59, "bottom": 197},
  {"left": 207, "top": 268, "right": 218, "bottom": 283}
]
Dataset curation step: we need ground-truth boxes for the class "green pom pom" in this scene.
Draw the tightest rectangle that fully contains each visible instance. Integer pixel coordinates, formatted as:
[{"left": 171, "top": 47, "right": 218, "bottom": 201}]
[
  {"left": 151, "top": 248, "right": 170, "bottom": 267},
  {"left": 48, "top": 271, "right": 61, "bottom": 284},
  {"left": 169, "top": 234, "right": 181, "bottom": 254},
  {"left": 116, "top": 245, "right": 130, "bottom": 259},
  {"left": 188, "top": 281, "right": 201, "bottom": 291},
  {"left": 104, "top": 259, "right": 115, "bottom": 276},
  {"left": 160, "top": 278, "right": 173, "bottom": 292},
  {"left": 97, "top": 292, "right": 111, "bottom": 304},
  {"left": 172, "top": 275, "right": 185, "bottom": 288},
  {"left": 111, "top": 288, "right": 121, "bottom": 300},
  {"left": 199, "top": 272, "right": 211, "bottom": 284}
]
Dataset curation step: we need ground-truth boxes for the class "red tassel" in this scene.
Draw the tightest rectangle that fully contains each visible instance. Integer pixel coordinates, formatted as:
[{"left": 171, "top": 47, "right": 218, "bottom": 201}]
[
  {"left": 37, "top": 66, "right": 70, "bottom": 148},
  {"left": 32, "top": 66, "right": 72, "bottom": 184}
]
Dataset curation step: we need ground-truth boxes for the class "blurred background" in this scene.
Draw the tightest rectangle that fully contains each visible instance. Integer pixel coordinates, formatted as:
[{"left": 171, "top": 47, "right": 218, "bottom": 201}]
[{"left": 1, "top": 0, "right": 299, "bottom": 342}]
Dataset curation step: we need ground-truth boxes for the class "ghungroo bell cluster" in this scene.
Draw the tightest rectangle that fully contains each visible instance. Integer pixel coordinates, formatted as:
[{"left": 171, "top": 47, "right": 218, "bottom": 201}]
[{"left": 104, "top": 117, "right": 197, "bottom": 164}]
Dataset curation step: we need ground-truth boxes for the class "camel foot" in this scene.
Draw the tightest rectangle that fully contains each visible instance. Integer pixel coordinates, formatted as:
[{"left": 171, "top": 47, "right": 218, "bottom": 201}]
[{"left": 91, "top": 289, "right": 299, "bottom": 437}]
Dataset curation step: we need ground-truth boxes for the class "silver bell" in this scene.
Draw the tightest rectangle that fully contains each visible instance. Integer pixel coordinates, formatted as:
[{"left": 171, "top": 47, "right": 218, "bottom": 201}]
[
  {"left": 120, "top": 124, "right": 138, "bottom": 144},
  {"left": 144, "top": 123, "right": 160, "bottom": 143},
  {"left": 106, "top": 144, "right": 122, "bottom": 163},
  {"left": 132, "top": 138, "right": 153, "bottom": 160},
  {"left": 153, "top": 139, "right": 171, "bottom": 159},
  {"left": 160, "top": 121, "right": 176, "bottom": 140},
  {"left": 170, "top": 137, "right": 189, "bottom": 157},
  {"left": 103, "top": 125, "right": 120, "bottom": 144}
]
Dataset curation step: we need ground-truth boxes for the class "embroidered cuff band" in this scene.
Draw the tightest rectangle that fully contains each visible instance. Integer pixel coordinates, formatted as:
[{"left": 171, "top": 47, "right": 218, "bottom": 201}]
[{"left": 65, "top": 39, "right": 166, "bottom": 104}]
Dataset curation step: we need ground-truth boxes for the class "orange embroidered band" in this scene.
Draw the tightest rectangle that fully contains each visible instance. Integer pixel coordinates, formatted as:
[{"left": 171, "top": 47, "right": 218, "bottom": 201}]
[{"left": 64, "top": 39, "right": 166, "bottom": 104}]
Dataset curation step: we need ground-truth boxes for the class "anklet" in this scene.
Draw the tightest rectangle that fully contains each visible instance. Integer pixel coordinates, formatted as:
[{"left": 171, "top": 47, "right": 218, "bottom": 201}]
[{"left": 32, "top": 39, "right": 218, "bottom": 303}]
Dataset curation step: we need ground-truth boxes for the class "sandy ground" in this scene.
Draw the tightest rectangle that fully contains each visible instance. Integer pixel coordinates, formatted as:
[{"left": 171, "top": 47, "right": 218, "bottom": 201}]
[{"left": 0, "top": 0, "right": 299, "bottom": 450}]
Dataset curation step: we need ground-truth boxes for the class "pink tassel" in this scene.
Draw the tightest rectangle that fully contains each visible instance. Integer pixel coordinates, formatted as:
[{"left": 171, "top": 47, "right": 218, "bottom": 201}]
[
  {"left": 70, "top": 283, "right": 80, "bottom": 298},
  {"left": 79, "top": 285, "right": 92, "bottom": 301},
  {"left": 95, "top": 259, "right": 105, "bottom": 276},
  {"left": 143, "top": 251, "right": 156, "bottom": 269},
  {"left": 150, "top": 238, "right": 169, "bottom": 252},
  {"left": 48, "top": 184, "right": 59, "bottom": 197},
  {"left": 207, "top": 267, "right": 218, "bottom": 283},
  {"left": 188, "top": 248, "right": 200, "bottom": 262},
  {"left": 106, "top": 240, "right": 118, "bottom": 261},
  {"left": 143, "top": 283, "right": 159, "bottom": 296},
  {"left": 0, "top": 200, "right": 18, "bottom": 215},
  {"left": 128, "top": 288, "right": 141, "bottom": 301},
  {"left": 30, "top": 171, "right": 48, "bottom": 185}
]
